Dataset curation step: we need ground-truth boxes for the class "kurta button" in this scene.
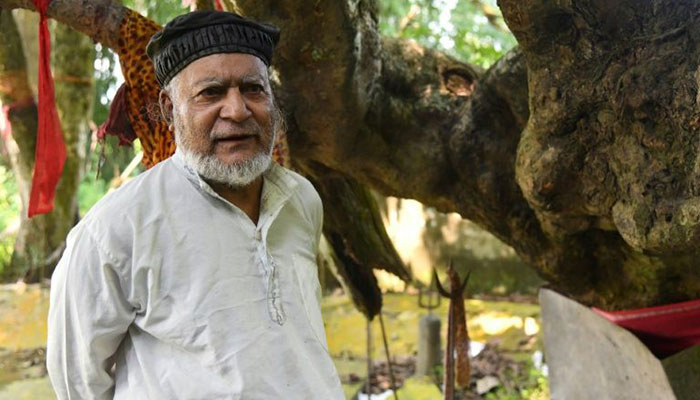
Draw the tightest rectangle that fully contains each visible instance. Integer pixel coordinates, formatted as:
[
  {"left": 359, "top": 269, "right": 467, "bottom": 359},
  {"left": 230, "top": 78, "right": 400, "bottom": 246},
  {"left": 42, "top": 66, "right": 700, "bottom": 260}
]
[{"left": 255, "top": 230, "right": 262, "bottom": 241}]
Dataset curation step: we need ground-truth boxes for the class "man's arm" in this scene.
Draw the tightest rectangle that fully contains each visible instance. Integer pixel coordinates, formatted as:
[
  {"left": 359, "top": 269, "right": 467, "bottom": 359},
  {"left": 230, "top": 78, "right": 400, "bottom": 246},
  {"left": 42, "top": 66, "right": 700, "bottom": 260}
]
[{"left": 47, "top": 225, "right": 136, "bottom": 400}]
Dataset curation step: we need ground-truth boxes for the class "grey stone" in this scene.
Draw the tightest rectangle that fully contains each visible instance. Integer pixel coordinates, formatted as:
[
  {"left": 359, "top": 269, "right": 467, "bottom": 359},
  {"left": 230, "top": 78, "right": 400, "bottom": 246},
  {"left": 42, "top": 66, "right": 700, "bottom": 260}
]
[
  {"left": 415, "top": 314, "right": 441, "bottom": 377},
  {"left": 539, "top": 288, "right": 676, "bottom": 400},
  {"left": 663, "top": 345, "right": 700, "bottom": 400}
]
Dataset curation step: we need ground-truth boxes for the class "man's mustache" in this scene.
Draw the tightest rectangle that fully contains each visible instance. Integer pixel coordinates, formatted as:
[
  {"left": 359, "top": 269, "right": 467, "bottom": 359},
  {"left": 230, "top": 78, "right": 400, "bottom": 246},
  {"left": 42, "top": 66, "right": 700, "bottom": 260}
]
[{"left": 209, "top": 122, "right": 263, "bottom": 140}]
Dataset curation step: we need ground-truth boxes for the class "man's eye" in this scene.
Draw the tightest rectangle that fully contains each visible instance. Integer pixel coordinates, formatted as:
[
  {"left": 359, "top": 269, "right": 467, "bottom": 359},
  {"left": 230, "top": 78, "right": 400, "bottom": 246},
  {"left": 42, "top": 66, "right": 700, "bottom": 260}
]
[
  {"left": 241, "top": 84, "right": 264, "bottom": 94},
  {"left": 199, "top": 87, "right": 223, "bottom": 97}
]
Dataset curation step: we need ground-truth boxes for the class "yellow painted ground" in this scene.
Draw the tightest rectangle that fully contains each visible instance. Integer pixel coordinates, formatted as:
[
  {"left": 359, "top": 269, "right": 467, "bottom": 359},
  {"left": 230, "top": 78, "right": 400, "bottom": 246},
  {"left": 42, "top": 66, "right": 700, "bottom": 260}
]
[
  {"left": 0, "top": 285, "right": 544, "bottom": 399},
  {"left": 0, "top": 283, "right": 49, "bottom": 350}
]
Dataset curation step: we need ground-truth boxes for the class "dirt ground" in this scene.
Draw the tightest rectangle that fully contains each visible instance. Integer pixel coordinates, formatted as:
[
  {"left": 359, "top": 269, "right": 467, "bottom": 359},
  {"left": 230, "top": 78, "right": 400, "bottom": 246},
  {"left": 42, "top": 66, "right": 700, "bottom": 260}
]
[{"left": 0, "top": 283, "right": 548, "bottom": 399}]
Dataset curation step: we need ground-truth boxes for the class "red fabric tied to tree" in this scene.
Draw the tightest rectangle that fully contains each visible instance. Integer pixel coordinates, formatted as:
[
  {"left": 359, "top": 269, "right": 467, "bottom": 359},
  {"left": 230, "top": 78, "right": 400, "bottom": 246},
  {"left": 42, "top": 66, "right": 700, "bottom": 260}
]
[
  {"left": 593, "top": 298, "right": 700, "bottom": 358},
  {"left": 96, "top": 84, "right": 137, "bottom": 146},
  {"left": 28, "top": 0, "right": 66, "bottom": 217}
]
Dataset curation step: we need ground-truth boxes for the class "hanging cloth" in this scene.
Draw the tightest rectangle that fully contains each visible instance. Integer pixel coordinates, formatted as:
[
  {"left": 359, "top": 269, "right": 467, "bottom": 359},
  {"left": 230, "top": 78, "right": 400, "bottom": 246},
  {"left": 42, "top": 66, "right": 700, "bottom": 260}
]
[
  {"left": 594, "top": 298, "right": 700, "bottom": 358},
  {"left": 28, "top": 0, "right": 66, "bottom": 217},
  {"left": 96, "top": 83, "right": 136, "bottom": 146}
]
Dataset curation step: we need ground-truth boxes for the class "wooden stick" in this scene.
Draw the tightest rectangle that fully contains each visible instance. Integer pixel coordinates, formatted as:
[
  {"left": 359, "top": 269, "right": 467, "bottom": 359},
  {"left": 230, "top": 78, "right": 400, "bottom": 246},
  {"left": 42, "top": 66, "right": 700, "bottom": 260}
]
[
  {"left": 449, "top": 268, "right": 471, "bottom": 389},
  {"left": 379, "top": 312, "right": 400, "bottom": 400},
  {"left": 435, "top": 261, "right": 472, "bottom": 399},
  {"left": 444, "top": 296, "right": 455, "bottom": 400}
]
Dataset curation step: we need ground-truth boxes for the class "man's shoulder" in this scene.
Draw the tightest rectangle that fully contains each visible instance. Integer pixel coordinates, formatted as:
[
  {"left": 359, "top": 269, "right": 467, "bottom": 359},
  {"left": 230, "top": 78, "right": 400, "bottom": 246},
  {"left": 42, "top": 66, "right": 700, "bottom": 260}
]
[
  {"left": 271, "top": 165, "right": 323, "bottom": 234},
  {"left": 66, "top": 157, "right": 188, "bottom": 264},
  {"left": 80, "top": 157, "right": 180, "bottom": 228},
  {"left": 276, "top": 165, "right": 321, "bottom": 207}
]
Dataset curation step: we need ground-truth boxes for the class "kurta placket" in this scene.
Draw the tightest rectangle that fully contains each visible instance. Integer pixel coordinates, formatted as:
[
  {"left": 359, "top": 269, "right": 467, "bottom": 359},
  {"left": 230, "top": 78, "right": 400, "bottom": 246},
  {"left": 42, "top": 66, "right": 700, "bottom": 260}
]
[{"left": 183, "top": 156, "right": 297, "bottom": 326}]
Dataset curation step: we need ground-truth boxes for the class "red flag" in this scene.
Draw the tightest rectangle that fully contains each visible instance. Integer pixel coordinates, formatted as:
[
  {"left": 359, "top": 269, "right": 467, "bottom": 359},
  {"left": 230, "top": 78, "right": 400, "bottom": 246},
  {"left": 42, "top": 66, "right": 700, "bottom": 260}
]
[{"left": 28, "top": 0, "right": 66, "bottom": 217}]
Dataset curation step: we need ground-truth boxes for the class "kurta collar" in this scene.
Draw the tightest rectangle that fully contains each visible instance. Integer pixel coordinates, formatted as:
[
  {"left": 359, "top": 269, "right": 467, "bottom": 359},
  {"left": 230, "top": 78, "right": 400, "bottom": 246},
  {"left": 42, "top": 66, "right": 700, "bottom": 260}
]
[{"left": 171, "top": 149, "right": 299, "bottom": 225}]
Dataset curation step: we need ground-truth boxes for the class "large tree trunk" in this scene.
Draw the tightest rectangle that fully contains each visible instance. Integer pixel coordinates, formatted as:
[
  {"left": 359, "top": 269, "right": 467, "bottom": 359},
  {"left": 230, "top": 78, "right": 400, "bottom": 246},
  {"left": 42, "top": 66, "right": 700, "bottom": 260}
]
[
  {"left": 0, "top": 9, "right": 94, "bottom": 281},
  {"left": 2, "top": 0, "right": 698, "bottom": 309},
  {"left": 0, "top": 9, "right": 41, "bottom": 280},
  {"left": 37, "top": 19, "right": 95, "bottom": 279}
]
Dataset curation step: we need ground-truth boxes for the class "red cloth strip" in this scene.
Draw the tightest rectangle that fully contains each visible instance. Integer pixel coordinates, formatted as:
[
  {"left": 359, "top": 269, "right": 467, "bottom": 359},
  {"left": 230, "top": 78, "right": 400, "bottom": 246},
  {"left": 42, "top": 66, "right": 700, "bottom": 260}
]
[
  {"left": 215, "top": 0, "right": 223, "bottom": 11},
  {"left": 593, "top": 298, "right": 700, "bottom": 358},
  {"left": 96, "top": 84, "right": 137, "bottom": 146},
  {"left": 28, "top": 0, "right": 66, "bottom": 217}
]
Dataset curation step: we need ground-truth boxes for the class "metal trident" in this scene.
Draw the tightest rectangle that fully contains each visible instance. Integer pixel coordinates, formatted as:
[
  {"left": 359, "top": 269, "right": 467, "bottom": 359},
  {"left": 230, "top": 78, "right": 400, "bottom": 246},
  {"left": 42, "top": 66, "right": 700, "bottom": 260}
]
[{"left": 418, "top": 266, "right": 441, "bottom": 313}]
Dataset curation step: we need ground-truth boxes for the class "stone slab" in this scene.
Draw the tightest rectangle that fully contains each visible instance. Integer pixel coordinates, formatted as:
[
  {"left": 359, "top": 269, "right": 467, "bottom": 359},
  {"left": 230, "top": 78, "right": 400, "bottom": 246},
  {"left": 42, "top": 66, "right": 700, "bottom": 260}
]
[{"left": 540, "top": 288, "right": 676, "bottom": 400}]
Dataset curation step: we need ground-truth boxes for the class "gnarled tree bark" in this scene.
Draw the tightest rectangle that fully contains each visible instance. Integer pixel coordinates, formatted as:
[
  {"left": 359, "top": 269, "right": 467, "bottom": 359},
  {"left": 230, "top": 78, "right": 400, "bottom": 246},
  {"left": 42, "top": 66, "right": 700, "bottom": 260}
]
[{"left": 1, "top": 0, "right": 698, "bottom": 309}]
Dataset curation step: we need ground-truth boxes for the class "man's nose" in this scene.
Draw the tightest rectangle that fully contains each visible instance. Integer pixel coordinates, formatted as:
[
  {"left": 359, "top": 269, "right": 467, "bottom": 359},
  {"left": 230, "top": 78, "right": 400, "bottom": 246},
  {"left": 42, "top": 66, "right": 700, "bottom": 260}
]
[{"left": 220, "top": 88, "right": 252, "bottom": 121}]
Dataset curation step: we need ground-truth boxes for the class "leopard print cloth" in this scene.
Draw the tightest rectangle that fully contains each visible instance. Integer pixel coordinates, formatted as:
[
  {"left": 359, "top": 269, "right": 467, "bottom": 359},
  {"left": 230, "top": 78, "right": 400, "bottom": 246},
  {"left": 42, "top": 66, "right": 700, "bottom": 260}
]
[{"left": 114, "top": 9, "right": 289, "bottom": 169}]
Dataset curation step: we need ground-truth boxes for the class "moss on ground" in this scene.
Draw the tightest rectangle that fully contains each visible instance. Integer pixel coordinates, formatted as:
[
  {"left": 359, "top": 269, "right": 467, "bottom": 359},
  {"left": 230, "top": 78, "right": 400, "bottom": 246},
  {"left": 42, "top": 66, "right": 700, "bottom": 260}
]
[{"left": 323, "top": 292, "right": 541, "bottom": 359}]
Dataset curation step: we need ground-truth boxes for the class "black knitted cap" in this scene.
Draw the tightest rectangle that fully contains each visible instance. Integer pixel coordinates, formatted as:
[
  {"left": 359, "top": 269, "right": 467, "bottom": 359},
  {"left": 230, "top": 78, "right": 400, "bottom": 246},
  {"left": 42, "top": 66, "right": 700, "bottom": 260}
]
[{"left": 146, "top": 11, "right": 280, "bottom": 86}]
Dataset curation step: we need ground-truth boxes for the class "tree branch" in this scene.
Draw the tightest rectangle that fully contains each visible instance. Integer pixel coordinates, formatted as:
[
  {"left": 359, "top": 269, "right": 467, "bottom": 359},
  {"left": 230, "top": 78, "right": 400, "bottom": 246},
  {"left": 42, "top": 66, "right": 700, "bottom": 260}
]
[{"left": 1, "top": 0, "right": 126, "bottom": 50}]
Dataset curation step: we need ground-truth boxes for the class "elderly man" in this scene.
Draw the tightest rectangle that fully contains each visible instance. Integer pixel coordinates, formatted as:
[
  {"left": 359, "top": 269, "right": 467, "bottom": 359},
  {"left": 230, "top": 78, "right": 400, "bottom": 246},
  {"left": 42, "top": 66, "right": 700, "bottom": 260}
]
[{"left": 46, "top": 11, "right": 343, "bottom": 399}]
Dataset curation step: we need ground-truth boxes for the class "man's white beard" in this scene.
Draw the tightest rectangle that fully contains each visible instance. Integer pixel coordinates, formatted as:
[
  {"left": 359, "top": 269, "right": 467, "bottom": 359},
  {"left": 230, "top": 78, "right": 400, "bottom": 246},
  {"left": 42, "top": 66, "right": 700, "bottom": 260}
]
[
  {"left": 174, "top": 118, "right": 275, "bottom": 188},
  {"left": 177, "top": 145, "right": 273, "bottom": 188}
]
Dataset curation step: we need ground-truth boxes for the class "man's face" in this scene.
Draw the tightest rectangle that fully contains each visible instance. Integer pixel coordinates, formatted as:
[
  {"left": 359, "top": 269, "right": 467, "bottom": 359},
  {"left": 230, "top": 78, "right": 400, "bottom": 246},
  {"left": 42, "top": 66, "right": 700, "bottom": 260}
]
[{"left": 163, "top": 53, "right": 277, "bottom": 187}]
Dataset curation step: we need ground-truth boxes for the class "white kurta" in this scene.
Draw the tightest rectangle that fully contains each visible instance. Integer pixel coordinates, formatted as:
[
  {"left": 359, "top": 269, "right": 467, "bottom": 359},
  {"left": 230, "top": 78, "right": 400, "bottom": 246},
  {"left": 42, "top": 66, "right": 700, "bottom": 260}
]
[{"left": 47, "top": 152, "right": 344, "bottom": 400}]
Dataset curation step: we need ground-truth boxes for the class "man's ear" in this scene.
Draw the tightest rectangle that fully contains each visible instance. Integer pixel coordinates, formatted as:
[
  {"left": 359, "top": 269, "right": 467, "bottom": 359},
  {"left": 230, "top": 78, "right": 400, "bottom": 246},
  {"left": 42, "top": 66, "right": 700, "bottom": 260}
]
[{"left": 159, "top": 90, "right": 174, "bottom": 130}]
